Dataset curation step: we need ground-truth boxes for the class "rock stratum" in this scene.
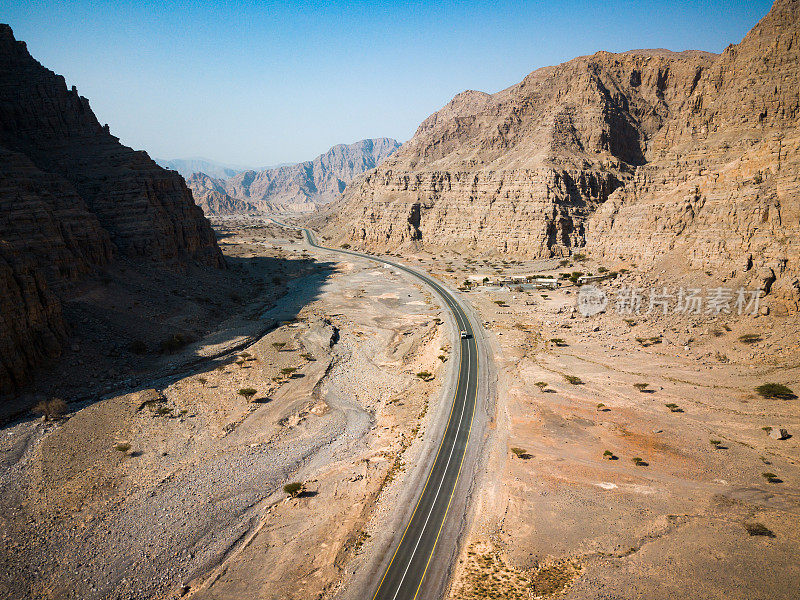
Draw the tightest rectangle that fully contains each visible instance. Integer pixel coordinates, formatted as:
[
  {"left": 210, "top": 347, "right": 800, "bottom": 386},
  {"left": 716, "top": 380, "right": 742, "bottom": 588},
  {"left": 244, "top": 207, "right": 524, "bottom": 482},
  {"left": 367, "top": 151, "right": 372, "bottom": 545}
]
[
  {"left": 189, "top": 137, "right": 400, "bottom": 214},
  {"left": 0, "top": 24, "right": 224, "bottom": 396},
  {"left": 324, "top": 0, "right": 800, "bottom": 306}
]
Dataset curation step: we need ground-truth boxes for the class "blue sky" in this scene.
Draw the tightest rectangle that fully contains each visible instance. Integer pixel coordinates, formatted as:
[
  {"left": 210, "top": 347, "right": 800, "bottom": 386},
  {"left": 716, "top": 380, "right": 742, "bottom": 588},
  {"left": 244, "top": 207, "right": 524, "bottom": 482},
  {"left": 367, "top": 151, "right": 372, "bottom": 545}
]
[{"left": 2, "top": 1, "right": 772, "bottom": 166}]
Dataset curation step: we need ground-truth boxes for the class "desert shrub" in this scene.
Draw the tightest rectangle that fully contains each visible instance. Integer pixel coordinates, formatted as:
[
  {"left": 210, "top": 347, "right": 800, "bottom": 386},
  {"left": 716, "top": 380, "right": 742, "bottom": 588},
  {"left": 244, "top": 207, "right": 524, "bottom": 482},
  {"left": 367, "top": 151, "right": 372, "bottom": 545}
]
[
  {"left": 283, "top": 482, "right": 304, "bottom": 497},
  {"left": 596, "top": 403, "right": 606, "bottom": 410},
  {"left": 633, "top": 383, "right": 650, "bottom": 392},
  {"left": 238, "top": 387, "right": 257, "bottom": 402},
  {"left": 603, "top": 450, "right": 615, "bottom": 460},
  {"left": 568, "top": 271, "right": 584, "bottom": 284},
  {"left": 198, "top": 377, "right": 208, "bottom": 387},
  {"left": 280, "top": 367, "right": 297, "bottom": 376},
  {"left": 632, "top": 457, "right": 647, "bottom": 466},
  {"left": 563, "top": 374, "right": 583, "bottom": 385},
  {"left": 535, "top": 381, "right": 548, "bottom": 390},
  {"left": 550, "top": 338, "right": 567, "bottom": 346},
  {"left": 114, "top": 442, "right": 131, "bottom": 452},
  {"left": 128, "top": 340, "right": 148, "bottom": 355},
  {"left": 416, "top": 371, "right": 433, "bottom": 381},
  {"left": 300, "top": 353, "right": 315, "bottom": 361},
  {"left": 744, "top": 522, "right": 775, "bottom": 537},
  {"left": 762, "top": 472, "right": 780, "bottom": 483},
  {"left": 272, "top": 342, "right": 287, "bottom": 351},
  {"left": 752, "top": 171, "right": 763, "bottom": 184},
  {"left": 710, "top": 439, "right": 722, "bottom": 447},
  {"left": 33, "top": 398, "right": 68, "bottom": 421},
  {"left": 738, "top": 333, "right": 762, "bottom": 344},
  {"left": 756, "top": 383, "right": 796, "bottom": 399},
  {"left": 341, "top": 243, "right": 351, "bottom": 249},
  {"left": 510, "top": 447, "right": 529, "bottom": 458},
  {"left": 160, "top": 333, "right": 193, "bottom": 354},
  {"left": 665, "top": 403, "right": 683, "bottom": 413},
  {"left": 623, "top": 319, "right": 637, "bottom": 326},
  {"left": 598, "top": 267, "right": 608, "bottom": 273}
]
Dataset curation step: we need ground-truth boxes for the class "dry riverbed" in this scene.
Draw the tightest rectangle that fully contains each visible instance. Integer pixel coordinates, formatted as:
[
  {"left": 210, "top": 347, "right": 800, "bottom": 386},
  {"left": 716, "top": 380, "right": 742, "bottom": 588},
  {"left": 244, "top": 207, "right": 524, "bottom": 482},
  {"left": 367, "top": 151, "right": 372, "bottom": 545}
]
[{"left": 0, "top": 224, "right": 453, "bottom": 600}]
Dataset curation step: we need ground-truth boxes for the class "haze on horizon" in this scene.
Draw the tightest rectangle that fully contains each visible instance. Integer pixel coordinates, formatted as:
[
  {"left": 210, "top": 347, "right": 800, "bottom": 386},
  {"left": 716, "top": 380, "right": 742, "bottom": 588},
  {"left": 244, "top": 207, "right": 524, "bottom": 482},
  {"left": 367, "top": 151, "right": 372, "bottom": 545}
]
[{"left": 2, "top": 0, "right": 771, "bottom": 167}]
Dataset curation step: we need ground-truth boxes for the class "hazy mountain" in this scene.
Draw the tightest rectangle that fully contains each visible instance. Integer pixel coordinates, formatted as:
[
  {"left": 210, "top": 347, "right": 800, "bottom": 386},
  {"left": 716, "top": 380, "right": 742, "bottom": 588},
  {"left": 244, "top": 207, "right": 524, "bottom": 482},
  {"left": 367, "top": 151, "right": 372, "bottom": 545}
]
[
  {"left": 156, "top": 157, "right": 251, "bottom": 180},
  {"left": 189, "top": 138, "right": 401, "bottom": 215}
]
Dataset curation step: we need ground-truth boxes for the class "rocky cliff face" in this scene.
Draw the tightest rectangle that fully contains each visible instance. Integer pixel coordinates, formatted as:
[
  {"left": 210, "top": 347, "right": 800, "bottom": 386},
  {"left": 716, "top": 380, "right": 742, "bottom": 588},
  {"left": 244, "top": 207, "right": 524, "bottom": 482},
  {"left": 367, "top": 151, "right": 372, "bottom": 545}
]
[
  {"left": 186, "top": 173, "right": 258, "bottom": 215},
  {"left": 587, "top": 0, "right": 800, "bottom": 305},
  {"left": 190, "top": 138, "right": 401, "bottom": 214},
  {"left": 326, "top": 0, "right": 799, "bottom": 303},
  {"left": 0, "top": 24, "right": 224, "bottom": 395}
]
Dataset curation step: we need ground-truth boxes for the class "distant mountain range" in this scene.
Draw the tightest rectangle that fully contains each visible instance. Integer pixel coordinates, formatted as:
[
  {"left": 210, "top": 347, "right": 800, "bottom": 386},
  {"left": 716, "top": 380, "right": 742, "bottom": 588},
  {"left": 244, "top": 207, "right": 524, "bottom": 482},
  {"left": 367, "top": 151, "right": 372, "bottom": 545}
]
[
  {"left": 155, "top": 157, "right": 252, "bottom": 180},
  {"left": 187, "top": 137, "right": 401, "bottom": 215}
]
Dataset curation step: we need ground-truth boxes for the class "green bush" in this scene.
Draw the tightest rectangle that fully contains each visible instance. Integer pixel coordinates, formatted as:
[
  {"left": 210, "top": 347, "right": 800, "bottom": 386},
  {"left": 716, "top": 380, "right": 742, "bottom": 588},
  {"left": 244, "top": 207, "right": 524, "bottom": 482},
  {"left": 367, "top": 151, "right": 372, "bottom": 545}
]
[
  {"left": 633, "top": 383, "right": 650, "bottom": 392},
  {"left": 738, "top": 333, "right": 762, "bottom": 344},
  {"left": 756, "top": 383, "right": 796, "bottom": 399},
  {"left": 238, "top": 387, "right": 257, "bottom": 402},
  {"left": 283, "top": 482, "right": 304, "bottom": 497},
  {"left": 510, "top": 447, "right": 529, "bottom": 458},
  {"left": 744, "top": 522, "right": 774, "bottom": 537},
  {"left": 563, "top": 375, "right": 583, "bottom": 385},
  {"left": 33, "top": 398, "right": 68, "bottom": 421}
]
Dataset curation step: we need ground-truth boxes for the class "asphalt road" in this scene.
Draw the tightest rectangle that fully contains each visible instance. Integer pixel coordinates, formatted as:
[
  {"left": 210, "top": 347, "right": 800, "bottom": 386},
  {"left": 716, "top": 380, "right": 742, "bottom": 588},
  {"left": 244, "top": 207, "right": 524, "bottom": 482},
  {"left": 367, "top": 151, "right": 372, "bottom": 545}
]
[{"left": 276, "top": 222, "right": 479, "bottom": 600}]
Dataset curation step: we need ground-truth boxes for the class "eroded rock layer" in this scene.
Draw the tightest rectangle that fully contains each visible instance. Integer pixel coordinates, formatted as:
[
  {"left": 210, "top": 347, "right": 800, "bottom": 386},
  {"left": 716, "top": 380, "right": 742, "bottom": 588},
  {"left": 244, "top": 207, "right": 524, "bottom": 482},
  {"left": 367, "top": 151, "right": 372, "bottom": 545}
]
[{"left": 0, "top": 24, "right": 224, "bottom": 395}]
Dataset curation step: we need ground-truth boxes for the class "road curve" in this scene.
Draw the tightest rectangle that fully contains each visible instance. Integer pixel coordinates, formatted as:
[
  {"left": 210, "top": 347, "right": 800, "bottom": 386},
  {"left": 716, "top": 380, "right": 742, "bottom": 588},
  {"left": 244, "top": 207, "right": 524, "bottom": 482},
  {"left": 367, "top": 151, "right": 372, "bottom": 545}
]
[{"left": 274, "top": 222, "right": 479, "bottom": 600}]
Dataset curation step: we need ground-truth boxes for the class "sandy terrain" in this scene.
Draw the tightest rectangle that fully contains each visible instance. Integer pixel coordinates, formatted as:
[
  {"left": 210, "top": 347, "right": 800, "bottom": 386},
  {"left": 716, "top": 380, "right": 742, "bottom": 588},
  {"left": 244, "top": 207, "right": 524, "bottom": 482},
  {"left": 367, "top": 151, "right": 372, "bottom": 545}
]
[
  {"left": 0, "top": 223, "right": 457, "bottom": 600},
  {"left": 383, "top": 249, "right": 800, "bottom": 599}
]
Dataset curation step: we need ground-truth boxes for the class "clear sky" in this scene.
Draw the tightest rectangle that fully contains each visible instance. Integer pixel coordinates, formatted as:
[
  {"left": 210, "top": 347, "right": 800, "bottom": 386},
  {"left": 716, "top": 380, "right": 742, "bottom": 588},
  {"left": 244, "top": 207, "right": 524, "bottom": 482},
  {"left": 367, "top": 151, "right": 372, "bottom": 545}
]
[{"left": 2, "top": 0, "right": 773, "bottom": 167}]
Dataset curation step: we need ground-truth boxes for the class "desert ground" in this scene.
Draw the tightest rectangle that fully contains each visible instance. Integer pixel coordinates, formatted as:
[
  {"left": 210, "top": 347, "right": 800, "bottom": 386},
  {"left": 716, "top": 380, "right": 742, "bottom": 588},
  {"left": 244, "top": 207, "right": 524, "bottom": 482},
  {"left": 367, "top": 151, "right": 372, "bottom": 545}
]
[
  {"left": 363, "top": 246, "right": 800, "bottom": 600},
  {"left": 0, "top": 221, "right": 460, "bottom": 600},
  {"left": 3, "top": 222, "right": 798, "bottom": 600}
]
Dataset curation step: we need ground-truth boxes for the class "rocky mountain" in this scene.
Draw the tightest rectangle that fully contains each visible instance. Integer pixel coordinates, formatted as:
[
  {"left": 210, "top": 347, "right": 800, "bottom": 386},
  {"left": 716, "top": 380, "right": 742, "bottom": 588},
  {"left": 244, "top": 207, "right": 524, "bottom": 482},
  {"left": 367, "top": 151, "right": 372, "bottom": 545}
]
[
  {"left": 155, "top": 157, "right": 250, "bottom": 180},
  {"left": 186, "top": 172, "right": 258, "bottom": 215},
  {"left": 0, "top": 24, "right": 224, "bottom": 396},
  {"left": 190, "top": 137, "right": 401, "bottom": 214},
  {"left": 324, "top": 0, "right": 799, "bottom": 307}
]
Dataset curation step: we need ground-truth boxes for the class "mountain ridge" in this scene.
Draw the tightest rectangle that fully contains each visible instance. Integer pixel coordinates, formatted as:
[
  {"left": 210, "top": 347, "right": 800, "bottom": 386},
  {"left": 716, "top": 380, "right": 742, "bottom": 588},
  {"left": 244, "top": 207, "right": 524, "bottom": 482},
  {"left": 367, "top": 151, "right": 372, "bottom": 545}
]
[
  {"left": 0, "top": 23, "right": 224, "bottom": 395},
  {"left": 189, "top": 137, "right": 401, "bottom": 214},
  {"left": 322, "top": 0, "right": 800, "bottom": 309}
]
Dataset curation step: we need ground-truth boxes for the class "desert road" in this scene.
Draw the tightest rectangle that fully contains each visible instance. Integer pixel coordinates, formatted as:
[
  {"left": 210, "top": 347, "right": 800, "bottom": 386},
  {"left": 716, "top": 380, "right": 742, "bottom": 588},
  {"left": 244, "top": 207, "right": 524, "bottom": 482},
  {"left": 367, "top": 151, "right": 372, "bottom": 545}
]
[{"left": 273, "top": 221, "right": 481, "bottom": 600}]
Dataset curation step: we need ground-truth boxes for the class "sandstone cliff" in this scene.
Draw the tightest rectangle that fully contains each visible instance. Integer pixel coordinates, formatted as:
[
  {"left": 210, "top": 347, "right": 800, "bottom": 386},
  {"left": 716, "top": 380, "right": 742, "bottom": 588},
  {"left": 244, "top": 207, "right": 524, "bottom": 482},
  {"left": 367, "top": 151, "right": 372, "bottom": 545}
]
[
  {"left": 190, "top": 138, "right": 401, "bottom": 214},
  {"left": 325, "top": 0, "right": 799, "bottom": 304},
  {"left": 0, "top": 24, "right": 224, "bottom": 395}
]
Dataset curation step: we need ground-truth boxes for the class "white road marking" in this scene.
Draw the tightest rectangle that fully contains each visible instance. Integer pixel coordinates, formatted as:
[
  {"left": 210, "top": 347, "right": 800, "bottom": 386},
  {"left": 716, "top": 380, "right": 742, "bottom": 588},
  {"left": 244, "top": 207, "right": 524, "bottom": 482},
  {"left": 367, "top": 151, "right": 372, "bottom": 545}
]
[{"left": 390, "top": 344, "right": 472, "bottom": 600}]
